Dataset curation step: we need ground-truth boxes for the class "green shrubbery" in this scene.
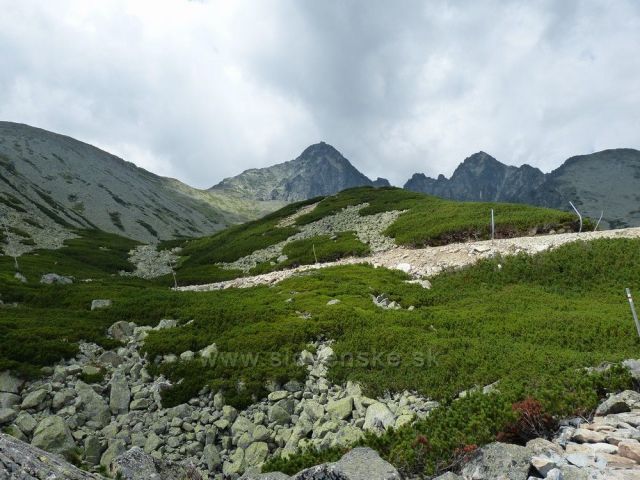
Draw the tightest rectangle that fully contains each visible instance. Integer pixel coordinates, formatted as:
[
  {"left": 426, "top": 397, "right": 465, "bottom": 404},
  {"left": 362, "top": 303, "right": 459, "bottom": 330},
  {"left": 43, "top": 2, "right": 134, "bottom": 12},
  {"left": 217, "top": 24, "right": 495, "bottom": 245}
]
[{"left": 0, "top": 214, "right": 637, "bottom": 476}]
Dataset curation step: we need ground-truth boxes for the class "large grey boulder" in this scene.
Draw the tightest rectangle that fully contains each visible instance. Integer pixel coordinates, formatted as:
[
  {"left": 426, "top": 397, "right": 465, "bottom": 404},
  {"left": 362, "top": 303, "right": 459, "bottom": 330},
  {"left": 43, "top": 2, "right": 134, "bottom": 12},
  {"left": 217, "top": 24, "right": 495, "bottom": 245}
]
[
  {"left": 0, "top": 370, "right": 24, "bottom": 394},
  {"left": 109, "top": 369, "right": 131, "bottom": 414},
  {"left": 295, "top": 447, "right": 401, "bottom": 480},
  {"left": 108, "top": 320, "right": 136, "bottom": 341},
  {"left": 75, "top": 380, "right": 111, "bottom": 427},
  {"left": 0, "top": 391, "right": 20, "bottom": 409},
  {"left": 0, "top": 407, "right": 18, "bottom": 425},
  {"left": 109, "top": 446, "right": 186, "bottom": 479},
  {"left": 0, "top": 432, "right": 97, "bottom": 479},
  {"left": 461, "top": 442, "right": 532, "bottom": 480},
  {"left": 595, "top": 390, "right": 640, "bottom": 416},
  {"left": 31, "top": 415, "right": 76, "bottom": 457},
  {"left": 363, "top": 402, "right": 395, "bottom": 432},
  {"left": 20, "top": 388, "right": 49, "bottom": 410}
]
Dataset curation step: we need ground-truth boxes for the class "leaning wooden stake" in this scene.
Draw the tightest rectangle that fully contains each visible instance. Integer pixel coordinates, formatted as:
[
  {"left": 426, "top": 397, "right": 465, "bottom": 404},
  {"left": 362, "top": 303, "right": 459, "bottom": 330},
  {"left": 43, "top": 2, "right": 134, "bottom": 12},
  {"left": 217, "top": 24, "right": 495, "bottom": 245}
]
[
  {"left": 626, "top": 288, "right": 640, "bottom": 339},
  {"left": 569, "top": 201, "right": 583, "bottom": 233}
]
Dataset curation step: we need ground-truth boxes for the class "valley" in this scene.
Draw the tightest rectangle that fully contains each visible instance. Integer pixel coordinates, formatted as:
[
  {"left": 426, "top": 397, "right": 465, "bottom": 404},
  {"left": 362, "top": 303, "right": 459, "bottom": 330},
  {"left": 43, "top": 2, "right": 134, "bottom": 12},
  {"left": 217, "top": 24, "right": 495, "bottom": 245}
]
[{"left": 2, "top": 184, "right": 640, "bottom": 479}]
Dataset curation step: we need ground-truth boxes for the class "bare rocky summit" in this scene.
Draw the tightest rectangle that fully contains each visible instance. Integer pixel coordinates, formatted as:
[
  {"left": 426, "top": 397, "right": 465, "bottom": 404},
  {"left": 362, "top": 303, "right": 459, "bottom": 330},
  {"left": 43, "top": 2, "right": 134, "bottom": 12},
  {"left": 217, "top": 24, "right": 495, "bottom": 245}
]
[{"left": 210, "top": 142, "right": 389, "bottom": 202}]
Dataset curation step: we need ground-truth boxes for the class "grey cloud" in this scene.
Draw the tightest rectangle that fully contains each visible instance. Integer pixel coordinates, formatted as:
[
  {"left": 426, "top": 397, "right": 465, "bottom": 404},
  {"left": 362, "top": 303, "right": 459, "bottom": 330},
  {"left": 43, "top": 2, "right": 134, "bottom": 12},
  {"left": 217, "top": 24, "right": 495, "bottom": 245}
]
[{"left": 0, "top": 0, "right": 639, "bottom": 188}]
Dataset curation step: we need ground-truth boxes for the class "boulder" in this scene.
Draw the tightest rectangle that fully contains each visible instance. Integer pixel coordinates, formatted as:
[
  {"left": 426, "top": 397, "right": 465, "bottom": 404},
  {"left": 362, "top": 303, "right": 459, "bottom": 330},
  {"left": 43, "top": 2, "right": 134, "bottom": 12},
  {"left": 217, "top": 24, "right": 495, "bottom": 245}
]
[
  {"left": 31, "top": 415, "right": 76, "bottom": 457},
  {"left": 363, "top": 402, "right": 395, "bottom": 432},
  {"left": 0, "top": 407, "right": 18, "bottom": 425},
  {"left": 571, "top": 428, "right": 607, "bottom": 443},
  {"left": 110, "top": 370, "right": 131, "bottom": 415},
  {"left": 155, "top": 319, "right": 178, "bottom": 330},
  {"left": 244, "top": 441, "right": 269, "bottom": 472},
  {"left": 461, "top": 442, "right": 533, "bottom": 480},
  {"left": 14, "top": 411, "right": 37, "bottom": 435},
  {"left": 0, "top": 370, "right": 24, "bottom": 394},
  {"left": 202, "top": 444, "right": 221, "bottom": 471},
  {"left": 84, "top": 434, "right": 104, "bottom": 465},
  {"left": 596, "top": 390, "right": 640, "bottom": 416},
  {"left": 618, "top": 439, "right": 640, "bottom": 462},
  {"left": 109, "top": 446, "right": 186, "bottom": 479},
  {"left": 0, "top": 392, "right": 20, "bottom": 409},
  {"left": 232, "top": 416, "right": 257, "bottom": 437},
  {"left": 269, "top": 405, "right": 291, "bottom": 425},
  {"left": 200, "top": 343, "right": 218, "bottom": 360},
  {"left": 327, "top": 396, "right": 354, "bottom": 420},
  {"left": 20, "top": 388, "right": 48, "bottom": 410},
  {"left": 295, "top": 447, "right": 401, "bottom": 480},
  {"left": 40, "top": 273, "right": 73, "bottom": 285},
  {"left": 91, "top": 299, "right": 113, "bottom": 310},
  {"left": 100, "top": 439, "right": 127, "bottom": 469},
  {"left": 0, "top": 432, "right": 95, "bottom": 479},
  {"left": 108, "top": 321, "right": 136, "bottom": 341},
  {"left": 75, "top": 381, "right": 111, "bottom": 428}
]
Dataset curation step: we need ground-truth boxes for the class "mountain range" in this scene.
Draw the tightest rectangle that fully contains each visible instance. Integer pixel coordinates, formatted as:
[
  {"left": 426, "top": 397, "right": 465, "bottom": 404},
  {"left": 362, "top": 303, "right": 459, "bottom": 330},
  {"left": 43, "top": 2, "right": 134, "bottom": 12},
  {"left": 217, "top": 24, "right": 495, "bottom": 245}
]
[
  {"left": 405, "top": 149, "right": 640, "bottom": 229},
  {"left": 1, "top": 121, "right": 639, "bottom": 243}
]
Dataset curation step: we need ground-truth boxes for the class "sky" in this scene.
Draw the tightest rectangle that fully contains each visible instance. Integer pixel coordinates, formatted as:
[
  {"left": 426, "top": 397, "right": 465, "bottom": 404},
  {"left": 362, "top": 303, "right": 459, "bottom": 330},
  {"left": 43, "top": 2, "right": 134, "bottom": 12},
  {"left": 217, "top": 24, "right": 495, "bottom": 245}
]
[{"left": 1, "top": 0, "right": 639, "bottom": 188}]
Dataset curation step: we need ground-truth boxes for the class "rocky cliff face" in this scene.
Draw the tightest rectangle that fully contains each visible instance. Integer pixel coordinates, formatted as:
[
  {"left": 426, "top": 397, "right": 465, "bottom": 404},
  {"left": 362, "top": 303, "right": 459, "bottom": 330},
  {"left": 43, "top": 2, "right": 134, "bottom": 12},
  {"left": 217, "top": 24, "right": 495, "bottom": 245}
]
[
  {"left": 210, "top": 142, "right": 390, "bottom": 202},
  {"left": 404, "top": 149, "right": 640, "bottom": 228}
]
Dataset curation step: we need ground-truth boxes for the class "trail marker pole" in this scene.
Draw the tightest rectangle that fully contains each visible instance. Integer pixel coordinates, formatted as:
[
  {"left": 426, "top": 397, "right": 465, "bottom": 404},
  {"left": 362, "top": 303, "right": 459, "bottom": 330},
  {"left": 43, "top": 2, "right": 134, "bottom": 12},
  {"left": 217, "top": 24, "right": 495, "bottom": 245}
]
[
  {"left": 626, "top": 288, "right": 640, "bottom": 339},
  {"left": 313, "top": 244, "right": 318, "bottom": 264},
  {"left": 490, "top": 209, "right": 495, "bottom": 241},
  {"left": 594, "top": 211, "right": 603, "bottom": 231},
  {"left": 569, "top": 201, "right": 583, "bottom": 233}
]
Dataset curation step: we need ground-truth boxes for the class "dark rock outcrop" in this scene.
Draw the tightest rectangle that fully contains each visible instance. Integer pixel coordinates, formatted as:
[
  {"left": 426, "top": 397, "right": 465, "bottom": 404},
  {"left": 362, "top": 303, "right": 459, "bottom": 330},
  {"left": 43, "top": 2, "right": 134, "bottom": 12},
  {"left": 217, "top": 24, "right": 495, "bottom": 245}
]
[
  {"left": 404, "top": 148, "right": 640, "bottom": 228},
  {"left": 210, "top": 142, "right": 389, "bottom": 202}
]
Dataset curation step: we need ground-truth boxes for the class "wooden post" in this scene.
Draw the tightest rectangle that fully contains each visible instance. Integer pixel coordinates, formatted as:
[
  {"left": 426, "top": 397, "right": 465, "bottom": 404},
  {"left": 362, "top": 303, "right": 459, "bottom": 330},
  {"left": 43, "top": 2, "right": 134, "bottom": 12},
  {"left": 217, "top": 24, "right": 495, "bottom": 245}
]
[
  {"left": 490, "top": 209, "right": 495, "bottom": 241},
  {"left": 626, "top": 288, "right": 640, "bottom": 339},
  {"left": 313, "top": 244, "right": 318, "bottom": 264}
]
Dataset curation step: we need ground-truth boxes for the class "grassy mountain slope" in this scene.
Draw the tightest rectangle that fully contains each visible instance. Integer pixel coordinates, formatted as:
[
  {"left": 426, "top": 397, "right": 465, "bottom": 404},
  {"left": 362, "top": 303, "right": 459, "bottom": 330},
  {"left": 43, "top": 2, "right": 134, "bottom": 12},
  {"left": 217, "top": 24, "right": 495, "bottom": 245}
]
[
  {"left": 1, "top": 227, "right": 637, "bottom": 476},
  {"left": 166, "top": 187, "right": 581, "bottom": 285},
  {"left": 0, "top": 122, "right": 282, "bottom": 244}
]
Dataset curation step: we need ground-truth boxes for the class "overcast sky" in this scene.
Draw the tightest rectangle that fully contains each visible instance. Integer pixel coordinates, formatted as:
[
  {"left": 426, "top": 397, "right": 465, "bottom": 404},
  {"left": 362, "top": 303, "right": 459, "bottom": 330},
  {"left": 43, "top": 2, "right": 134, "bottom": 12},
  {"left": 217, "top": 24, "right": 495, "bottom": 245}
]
[{"left": 1, "top": 0, "right": 639, "bottom": 188}]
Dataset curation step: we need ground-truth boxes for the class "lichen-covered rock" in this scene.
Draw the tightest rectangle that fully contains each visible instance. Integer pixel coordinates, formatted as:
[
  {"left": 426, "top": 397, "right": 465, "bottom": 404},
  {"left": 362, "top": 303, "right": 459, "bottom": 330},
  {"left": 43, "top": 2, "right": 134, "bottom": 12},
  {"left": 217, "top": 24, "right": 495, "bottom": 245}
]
[
  {"left": 461, "top": 442, "right": 532, "bottom": 480},
  {"left": 109, "top": 446, "right": 186, "bottom": 479},
  {"left": 31, "top": 415, "right": 76, "bottom": 457},
  {"left": 0, "top": 432, "right": 98, "bottom": 479},
  {"left": 295, "top": 447, "right": 401, "bottom": 480}
]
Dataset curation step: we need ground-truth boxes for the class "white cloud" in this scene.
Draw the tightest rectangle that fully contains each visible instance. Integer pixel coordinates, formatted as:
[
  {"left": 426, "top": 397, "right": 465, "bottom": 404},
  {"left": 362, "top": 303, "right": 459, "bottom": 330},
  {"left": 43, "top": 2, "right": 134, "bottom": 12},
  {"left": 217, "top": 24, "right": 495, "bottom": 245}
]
[{"left": 0, "top": 0, "right": 639, "bottom": 187}]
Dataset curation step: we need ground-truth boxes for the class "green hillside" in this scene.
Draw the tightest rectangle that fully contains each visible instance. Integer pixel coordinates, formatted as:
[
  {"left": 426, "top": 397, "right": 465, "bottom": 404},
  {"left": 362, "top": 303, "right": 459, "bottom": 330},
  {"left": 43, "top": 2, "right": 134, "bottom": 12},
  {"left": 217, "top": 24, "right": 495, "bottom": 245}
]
[
  {"left": 0, "top": 191, "right": 630, "bottom": 478},
  {"left": 164, "top": 187, "right": 581, "bottom": 285}
]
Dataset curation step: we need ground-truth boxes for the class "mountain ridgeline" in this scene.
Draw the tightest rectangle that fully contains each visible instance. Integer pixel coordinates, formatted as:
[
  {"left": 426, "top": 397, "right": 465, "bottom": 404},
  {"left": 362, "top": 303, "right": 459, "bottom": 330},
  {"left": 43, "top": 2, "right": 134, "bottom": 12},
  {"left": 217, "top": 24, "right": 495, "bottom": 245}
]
[
  {"left": 405, "top": 149, "right": 640, "bottom": 229},
  {"left": 209, "top": 141, "right": 389, "bottom": 202},
  {"left": 1, "top": 121, "right": 639, "bottom": 246}
]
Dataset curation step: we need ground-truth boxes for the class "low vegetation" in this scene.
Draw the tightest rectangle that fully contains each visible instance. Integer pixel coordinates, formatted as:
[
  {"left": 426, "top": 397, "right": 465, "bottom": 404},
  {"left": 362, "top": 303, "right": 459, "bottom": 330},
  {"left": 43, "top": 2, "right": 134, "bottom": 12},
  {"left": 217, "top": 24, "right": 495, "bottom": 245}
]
[
  {"left": 165, "top": 187, "right": 583, "bottom": 284},
  {"left": 0, "top": 192, "right": 630, "bottom": 477}
]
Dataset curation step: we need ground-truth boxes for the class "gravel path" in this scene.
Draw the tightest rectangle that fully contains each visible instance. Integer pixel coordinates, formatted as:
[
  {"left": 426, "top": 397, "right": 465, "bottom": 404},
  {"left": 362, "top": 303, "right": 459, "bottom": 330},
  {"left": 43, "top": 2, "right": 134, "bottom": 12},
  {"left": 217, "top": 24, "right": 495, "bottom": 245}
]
[{"left": 178, "top": 227, "right": 640, "bottom": 292}]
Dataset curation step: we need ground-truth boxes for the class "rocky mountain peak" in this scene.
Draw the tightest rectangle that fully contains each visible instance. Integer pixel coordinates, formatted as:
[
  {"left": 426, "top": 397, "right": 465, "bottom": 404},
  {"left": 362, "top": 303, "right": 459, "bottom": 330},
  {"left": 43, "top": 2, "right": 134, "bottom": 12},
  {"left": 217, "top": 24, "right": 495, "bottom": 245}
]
[{"left": 210, "top": 142, "right": 389, "bottom": 202}]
